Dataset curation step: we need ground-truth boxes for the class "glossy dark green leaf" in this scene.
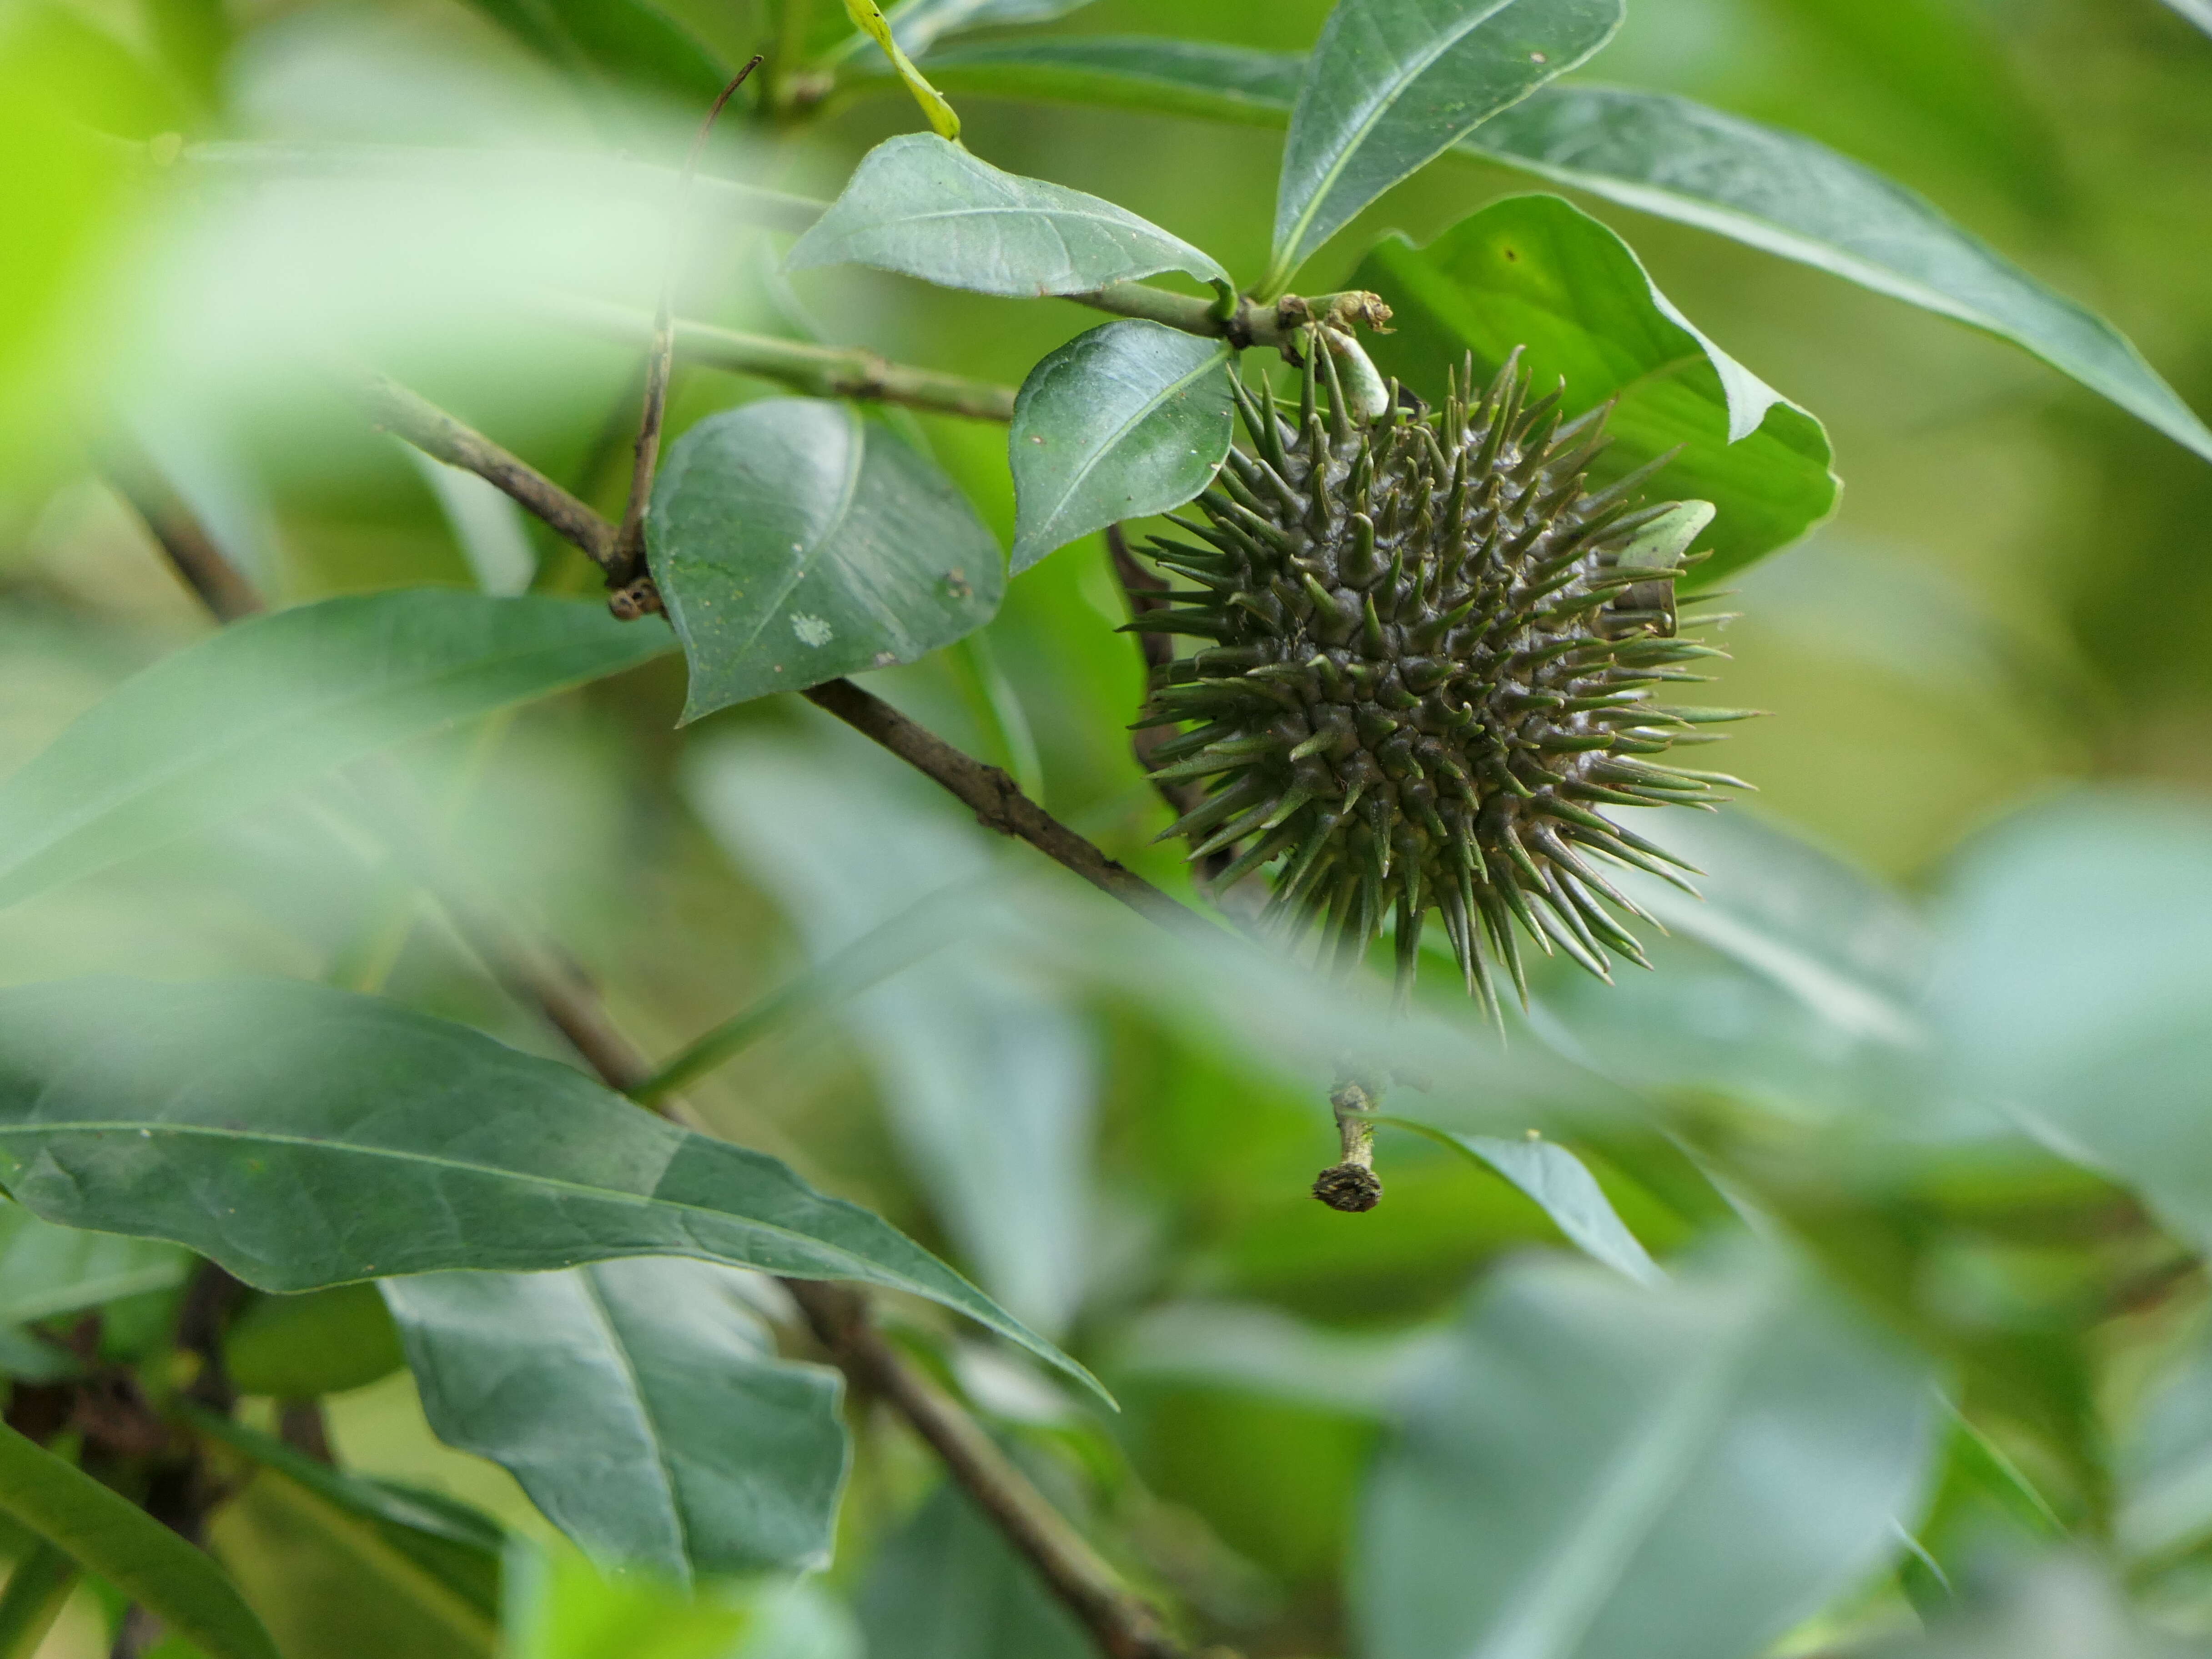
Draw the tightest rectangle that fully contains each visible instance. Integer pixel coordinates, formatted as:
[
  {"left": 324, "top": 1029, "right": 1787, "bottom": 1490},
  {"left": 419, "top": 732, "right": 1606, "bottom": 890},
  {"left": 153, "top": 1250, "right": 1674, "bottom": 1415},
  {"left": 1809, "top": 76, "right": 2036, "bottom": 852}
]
[
  {"left": 1353, "top": 193, "right": 1838, "bottom": 577},
  {"left": 1376, "top": 1121, "right": 1661, "bottom": 1285},
  {"left": 193, "top": 1407, "right": 503, "bottom": 1650},
  {"left": 0, "top": 590, "right": 673, "bottom": 912},
  {"left": 383, "top": 1260, "right": 847, "bottom": 1580},
  {"left": 902, "top": 42, "right": 2212, "bottom": 463},
  {"left": 649, "top": 399, "right": 1003, "bottom": 720},
  {"left": 0, "top": 976, "right": 1102, "bottom": 1401},
  {"left": 0, "top": 1419, "right": 279, "bottom": 1659},
  {"left": 1009, "top": 319, "right": 1232, "bottom": 572},
  {"left": 787, "top": 132, "right": 1227, "bottom": 297},
  {"left": 858, "top": 1481, "right": 1089, "bottom": 1659},
  {"left": 457, "top": 0, "right": 729, "bottom": 107},
  {"left": 223, "top": 1283, "right": 406, "bottom": 1398},
  {"left": 885, "top": 0, "right": 1095, "bottom": 56},
  {"left": 1266, "top": 0, "right": 1622, "bottom": 291},
  {"left": 1358, "top": 1253, "right": 1936, "bottom": 1659}
]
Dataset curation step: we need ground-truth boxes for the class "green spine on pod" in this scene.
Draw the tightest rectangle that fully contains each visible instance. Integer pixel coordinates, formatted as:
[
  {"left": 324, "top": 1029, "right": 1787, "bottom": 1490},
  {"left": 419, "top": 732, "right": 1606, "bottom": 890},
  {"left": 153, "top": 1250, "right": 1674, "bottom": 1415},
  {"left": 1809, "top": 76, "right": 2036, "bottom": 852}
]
[{"left": 1135, "top": 344, "right": 1752, "bottom": 1010}]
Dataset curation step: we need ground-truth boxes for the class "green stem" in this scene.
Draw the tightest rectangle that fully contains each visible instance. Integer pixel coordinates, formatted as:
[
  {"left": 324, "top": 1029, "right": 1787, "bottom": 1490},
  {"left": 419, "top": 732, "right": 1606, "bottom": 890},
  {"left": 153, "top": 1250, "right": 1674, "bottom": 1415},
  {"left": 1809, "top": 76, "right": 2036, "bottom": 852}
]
[
  {"left": 0, "top": 1540, "right": 77, "bottom": 1659},
  {"left": 629, "top": 880, "right": 980, "bottom": 1104},
  {"left": 1072, "top": 283, "right": 1393, "bottom": 357},
  {"left": 539, "top": 293, "right": 1017, "bottom": 422}
]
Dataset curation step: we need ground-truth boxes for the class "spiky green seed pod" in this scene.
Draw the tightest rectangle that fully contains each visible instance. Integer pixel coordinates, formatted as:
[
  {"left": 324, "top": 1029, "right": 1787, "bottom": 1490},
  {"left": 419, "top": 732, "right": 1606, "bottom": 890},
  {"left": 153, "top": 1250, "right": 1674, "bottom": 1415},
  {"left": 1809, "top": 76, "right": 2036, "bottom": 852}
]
[{"left": 1136, "top": 344, "right": 1751, "bottom": 1011}]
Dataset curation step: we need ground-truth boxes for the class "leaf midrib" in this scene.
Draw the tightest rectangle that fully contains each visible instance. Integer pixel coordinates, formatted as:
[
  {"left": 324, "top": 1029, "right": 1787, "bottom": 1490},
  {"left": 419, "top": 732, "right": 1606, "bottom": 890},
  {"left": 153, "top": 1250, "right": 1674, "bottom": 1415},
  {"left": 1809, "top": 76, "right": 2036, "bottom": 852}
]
[
  {"left": 1277, "top": 0, "right": 1518, "bottom": 270},
  {"left": 0, "top": 1117, "right": 912, "bottom": 1293},
  {"left": 576, "top": 1266, "right": 694, "bottom": 1579}
]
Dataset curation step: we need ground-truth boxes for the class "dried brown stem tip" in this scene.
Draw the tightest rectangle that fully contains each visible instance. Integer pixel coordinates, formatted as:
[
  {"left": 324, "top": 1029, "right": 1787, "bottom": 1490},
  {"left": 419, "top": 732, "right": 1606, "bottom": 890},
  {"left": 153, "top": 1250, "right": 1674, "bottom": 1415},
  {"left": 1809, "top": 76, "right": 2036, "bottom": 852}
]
[{"left": 1315, "top": 1080, "right": 1383, "bottom": 1212}]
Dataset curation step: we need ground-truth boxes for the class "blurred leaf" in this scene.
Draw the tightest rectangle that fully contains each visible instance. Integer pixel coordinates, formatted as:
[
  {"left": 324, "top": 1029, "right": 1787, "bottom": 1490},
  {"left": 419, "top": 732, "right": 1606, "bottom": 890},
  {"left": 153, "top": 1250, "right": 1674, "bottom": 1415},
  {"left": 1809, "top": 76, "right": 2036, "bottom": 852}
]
[
  {"left": 1266, "top": 0, "right": 1622, "bottom": 292},
  {"left": 1009, "top": 320, "right": 1232, "bottom": 573},
  {"left": 689, "top": 738, "right": 1095, "bottom": 1333},
  {"left": 0, "top": 1199, "right": 190, "bottom": 1327},
  {"left": 884, "top": 0, "right": 1097, "bottom": 57},
  {"left": 1358, "top": 1251, "right": 1937, "bottom": 1659},
  {"left": 457, "top": 0, "right": 731, "bottom": 107},
  {"left": 0, "top": 8, "right": 187, "bottom": 138},
  {"left": 194, "top": 1408, "right": 503, "bottom": 1654},
  {"left": 0, "top": 591, "right": 673, "bottom": 913},
  {"left": 1864, "top": 1553, "right": 2200, "bottom": 1658},
  {"left": 1377, "top": 1121, "right": 1664, "bottom": 1284},
  {"left": 900, "top": 44, "right": 2212, "bottom": 464},
  {"left": 1353, "top": 193, "right": 1838, "bottom": 578},
  {"left": 0, "top": 976, "right": 1103, "bottom": 1402},
  {"left": 857, "top": 1480, "right": 1089, "bottom": 1659},
  {"left": 383, "top": 1260, "right": 847, "bottom": 1579},
  {"left": 649, "top": 400, "right": 1002, "bottom": 720},
  {"left": 787, "top": 132, "right": 1228, "bottom": 295},
  {"left": 0, "top": 1538, "right": 75, "bottom": 1658},
  {"left": 2122, "top": 1331, "right": 2212, "bottom": 1563},
  {"left": 1113, "top": 1301, "right": 1451, "bottom": 1417},
  {"left": 502, "top": 1545, "right": 751, "bottom": 1659},
  {"left": 1757, "top": 0, "right": 2058, "bottom": 216},
  {"left": 209, "top": 1468, "right": 492, "bottom": 1659},
  {"left": 911, "top": 35, "right": 1304, "bottom": 121},
  {"left": 2165, "top": 0, "right": 2212, "bottom": 37},
  {"left": 0, "top": 1420, "right": 278, "bottom": 1659},
  {"left": 223, "top": 1283, "right": 406, "bottom": 1398}
]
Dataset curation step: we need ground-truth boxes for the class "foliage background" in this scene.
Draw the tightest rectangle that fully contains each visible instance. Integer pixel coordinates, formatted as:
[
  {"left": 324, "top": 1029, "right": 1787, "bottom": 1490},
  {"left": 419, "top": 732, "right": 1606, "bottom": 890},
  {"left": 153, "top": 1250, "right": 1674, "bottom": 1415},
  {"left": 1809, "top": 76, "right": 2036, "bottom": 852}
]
[{"left": 3, "top": 0, "right": 2212, "bottom": 1654}]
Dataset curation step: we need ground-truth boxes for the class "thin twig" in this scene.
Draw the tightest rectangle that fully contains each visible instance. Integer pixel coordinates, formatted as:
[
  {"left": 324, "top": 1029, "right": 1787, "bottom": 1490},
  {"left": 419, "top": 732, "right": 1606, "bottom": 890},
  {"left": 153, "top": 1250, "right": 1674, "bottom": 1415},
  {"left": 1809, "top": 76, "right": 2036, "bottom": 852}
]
[
  {"left": 114, "top": 429, "right": 1206, "bottom": 1659},
  {"left": 95, "top": 435, "right": 261, "bottom": 623},
  {"left": 785, "top": 1281, "right": 1186, "bottom": 1659},
  {"left": 541, "top": 293, "right": 1017, "bottom": 421},
  {"left": 358, "top": 376, "right": 618, "bottom": 571},
  {"left": 800, "top": 678, "right": 1209, "bottom": 938},
  {"left": 616, "top": 57, "right": 765, "bottom": 586},
  {"left": 1073, "top": 283, "right": 1392, "bottom": 357}
]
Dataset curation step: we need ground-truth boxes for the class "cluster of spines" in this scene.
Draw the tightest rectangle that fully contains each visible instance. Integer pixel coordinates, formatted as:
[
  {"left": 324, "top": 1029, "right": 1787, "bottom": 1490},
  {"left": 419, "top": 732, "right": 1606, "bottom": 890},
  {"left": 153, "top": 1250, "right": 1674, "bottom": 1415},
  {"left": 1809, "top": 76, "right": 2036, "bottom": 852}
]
[{"left": 1129, "top": 342, "right": 1753, "bottom": 1013}]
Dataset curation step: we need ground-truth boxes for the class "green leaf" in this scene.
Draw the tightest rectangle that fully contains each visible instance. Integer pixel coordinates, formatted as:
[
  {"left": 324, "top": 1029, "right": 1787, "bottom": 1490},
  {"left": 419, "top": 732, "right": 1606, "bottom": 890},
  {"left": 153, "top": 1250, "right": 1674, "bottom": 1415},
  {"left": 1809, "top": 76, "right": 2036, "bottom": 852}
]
[
  {"left": 0, "top": 976, "right": 1105, "bottom": 1403},
  {"left": 1376, "top": 1122, "right": 1662, "bottom": 1285},
  {"left": 0, "top": 1199, "right": 189, "bottom": 1327},
  {"left": 2165, "top": 0, "right": 2212, "bottom": 37},
  {"left": 648, "top": 399, "right": 1003, "bottom": 721},
  {"left": 1266, "top": 0, "right": 1623, "bottom": 293},
  {"left": 841, "top": 0, "right": 962, "bottom": 137},
  {"left": 457, "top": 0, "right": 731, "bottom": 107},
  {"left": 787, "top": 132, "right": 1228, "bottom": 297},
  {"left": 910, "top": 35, "right": 1303, "bottom": 122},
  {"left": 884, "top": 0, "right": 1095, "bottom": 57},
  {"left": 192, "top": 1408, "right": 503, "bottom": 1652},
  {"left": 903, "top": 42, "right": 2212, "bottom": 464},
  {"left": 223, "top": 1283, "right": 406, "bottom": 1398},
  {"left": 689, "top": 737, "right": 1093, "bottom": 1332},
  {"left": 1865, "top": 1557, "right": 2197, "bottom": 1659},
  {"left": 0, "top": 1539, "right": 75, "bottom": 1659},
  {"left": 1352, "top": 193, "right": 1837, "bottom": 577},
  {"left": 502, "top": 1545, "right": 753, "bottom": 1659},
  {"left": 1009, "top": 319, "right": 1232, "bottom": 573},
  {"left": 0, "top": 1420, "right": 279, "bottom": 1659},
  {"left": 858, "top": 1481, "right": 1089, "bottom": 1659},
  {"left": 382, "top": 1260, "right": 848, "bottom": 1580},
  {"left": 1464, "top": 88, "right": 2212, "bottom": 466},
  {"left": 1358, "top": 1252, "right": 1936, "bottom": 1659},
  {"left": 0, "top": 590, "right": 673, "bottom": 913}
]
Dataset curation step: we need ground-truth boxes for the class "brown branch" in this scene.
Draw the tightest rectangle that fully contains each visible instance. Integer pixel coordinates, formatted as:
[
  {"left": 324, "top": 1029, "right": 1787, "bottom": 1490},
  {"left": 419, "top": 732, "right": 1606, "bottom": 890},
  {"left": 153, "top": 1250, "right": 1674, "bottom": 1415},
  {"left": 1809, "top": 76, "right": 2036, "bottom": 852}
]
[
  {"left": 94, "top": 435, "right": 262, "bottom": 623},
  {"left": 113, "top": 432, "right": 1204, "bottom": 1659},
  {"left": 357, "top": 375, "right": 619, "bottom": 572},
  {"left": 786, "top": 1281, "right": 1184, "bottom": 1659},
  {"left": 800, "top": 678, "right": 1210, "bottom": 938},
  {"left": 540, "top": 293, "right": 1018, "bottom": 422},
  {"left": 616, "top": 58, "right": 764, "bottom": 586}
]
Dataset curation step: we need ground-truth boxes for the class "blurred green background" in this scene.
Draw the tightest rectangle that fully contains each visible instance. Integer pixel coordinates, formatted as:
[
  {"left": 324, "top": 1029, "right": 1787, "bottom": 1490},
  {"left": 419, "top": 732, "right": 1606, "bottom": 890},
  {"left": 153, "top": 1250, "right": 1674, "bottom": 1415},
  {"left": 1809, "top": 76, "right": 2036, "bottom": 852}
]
[{"left": 3, "top": 0, "right": 2212, "bottom": 1653}]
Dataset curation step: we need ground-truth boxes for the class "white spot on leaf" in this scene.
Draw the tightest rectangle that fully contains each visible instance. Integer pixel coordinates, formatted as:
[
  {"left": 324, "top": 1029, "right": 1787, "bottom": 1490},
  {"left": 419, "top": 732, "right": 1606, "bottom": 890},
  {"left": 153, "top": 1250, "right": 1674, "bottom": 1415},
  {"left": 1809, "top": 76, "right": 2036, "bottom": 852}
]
[{"left": 791, "top": 613, "right": 834, "bottom": 647}]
